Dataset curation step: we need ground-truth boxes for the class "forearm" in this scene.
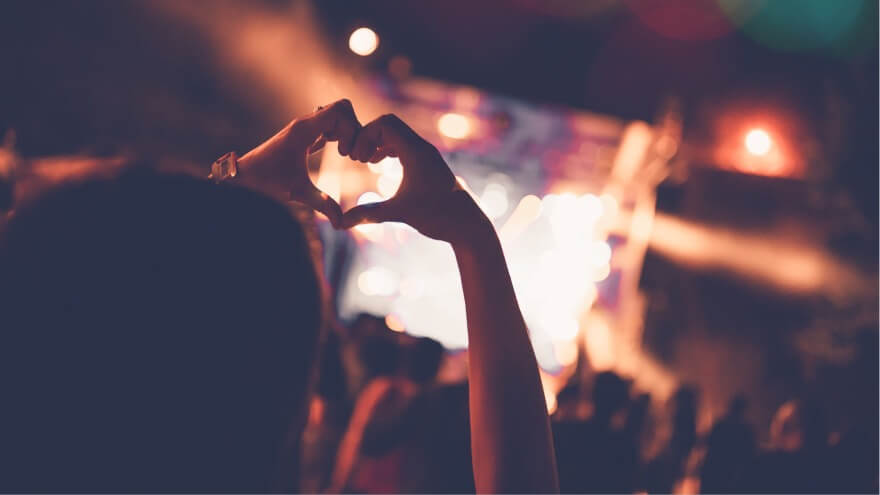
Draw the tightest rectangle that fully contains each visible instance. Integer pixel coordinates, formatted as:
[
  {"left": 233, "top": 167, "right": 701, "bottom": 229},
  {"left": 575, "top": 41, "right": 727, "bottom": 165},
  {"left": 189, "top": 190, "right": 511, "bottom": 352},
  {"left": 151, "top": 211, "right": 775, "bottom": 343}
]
[{"left": 452, "top": 219, "right": 559, "bottom": 494}]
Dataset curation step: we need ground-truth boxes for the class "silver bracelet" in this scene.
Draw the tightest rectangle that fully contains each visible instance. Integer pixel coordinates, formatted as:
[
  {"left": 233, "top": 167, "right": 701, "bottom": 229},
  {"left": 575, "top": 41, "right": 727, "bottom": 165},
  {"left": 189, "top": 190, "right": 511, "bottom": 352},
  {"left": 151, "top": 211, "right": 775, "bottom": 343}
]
[{"left": 209, "top": 151, "right": 239, "bottom": 183}]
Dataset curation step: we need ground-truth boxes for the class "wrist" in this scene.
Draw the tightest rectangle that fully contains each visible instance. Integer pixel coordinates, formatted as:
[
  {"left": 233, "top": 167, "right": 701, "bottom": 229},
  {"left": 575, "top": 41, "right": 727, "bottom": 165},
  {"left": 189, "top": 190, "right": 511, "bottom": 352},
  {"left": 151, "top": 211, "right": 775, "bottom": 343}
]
[
  {"left": 236, "top": 148, "right": 288, "bottom": 199},
  {"left": 449, "top": 202, "right": 499, "bottom": 257}
]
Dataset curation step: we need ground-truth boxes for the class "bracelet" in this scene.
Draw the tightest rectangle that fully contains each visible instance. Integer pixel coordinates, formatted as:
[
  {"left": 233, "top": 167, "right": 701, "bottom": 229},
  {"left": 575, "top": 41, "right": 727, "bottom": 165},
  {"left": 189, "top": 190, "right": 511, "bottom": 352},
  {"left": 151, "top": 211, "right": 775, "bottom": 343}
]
[{"left": 209, "top": 151, "right": 239, "bottom": 183}]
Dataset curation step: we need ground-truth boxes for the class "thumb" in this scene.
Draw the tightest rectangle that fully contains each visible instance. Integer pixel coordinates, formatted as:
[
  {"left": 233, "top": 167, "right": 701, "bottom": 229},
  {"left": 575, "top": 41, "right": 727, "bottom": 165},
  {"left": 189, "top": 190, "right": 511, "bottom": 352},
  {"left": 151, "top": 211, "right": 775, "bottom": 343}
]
[{"left": 340, "top": 200, "right": 401, "bottom": 229}]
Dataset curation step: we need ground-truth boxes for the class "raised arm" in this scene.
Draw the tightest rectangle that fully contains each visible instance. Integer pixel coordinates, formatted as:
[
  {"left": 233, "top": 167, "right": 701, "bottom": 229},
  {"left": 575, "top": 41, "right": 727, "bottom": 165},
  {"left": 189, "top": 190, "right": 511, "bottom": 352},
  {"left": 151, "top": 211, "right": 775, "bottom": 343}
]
[{"left": 341, "top": 114, "right": 559, "bottom": 493}]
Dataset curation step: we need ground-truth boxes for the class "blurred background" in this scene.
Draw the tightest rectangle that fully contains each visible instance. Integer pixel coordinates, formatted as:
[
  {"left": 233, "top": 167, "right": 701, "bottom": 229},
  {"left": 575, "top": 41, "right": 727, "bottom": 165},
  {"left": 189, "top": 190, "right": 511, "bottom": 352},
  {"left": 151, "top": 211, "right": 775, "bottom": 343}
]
[{"left": 1, "top": 1, "right": 877, "bottom": 488}]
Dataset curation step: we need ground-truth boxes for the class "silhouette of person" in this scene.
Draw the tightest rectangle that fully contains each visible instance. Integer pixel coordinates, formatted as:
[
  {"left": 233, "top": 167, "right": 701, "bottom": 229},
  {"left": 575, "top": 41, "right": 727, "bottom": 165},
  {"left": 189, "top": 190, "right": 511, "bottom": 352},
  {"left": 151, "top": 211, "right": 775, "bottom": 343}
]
[
  {"left": 700, "top": 395, "right": 756, "bottom": 493},
  {"left": 553, "top": 371, "right": 634, "bottom": 493},
  {"left": 644, "top": 385, "right": 698, "bottom": 494}
]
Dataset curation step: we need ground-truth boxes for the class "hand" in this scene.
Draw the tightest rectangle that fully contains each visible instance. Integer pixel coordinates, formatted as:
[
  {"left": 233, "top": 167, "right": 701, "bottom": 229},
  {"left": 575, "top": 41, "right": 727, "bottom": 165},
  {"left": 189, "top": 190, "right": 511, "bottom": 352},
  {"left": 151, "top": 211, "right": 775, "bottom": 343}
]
[
  {"left": 340, "top": 114, "right": 491, "bottom": 244},
  {"left": 238, "top": 99, "right": 362, "bottom": 227}
]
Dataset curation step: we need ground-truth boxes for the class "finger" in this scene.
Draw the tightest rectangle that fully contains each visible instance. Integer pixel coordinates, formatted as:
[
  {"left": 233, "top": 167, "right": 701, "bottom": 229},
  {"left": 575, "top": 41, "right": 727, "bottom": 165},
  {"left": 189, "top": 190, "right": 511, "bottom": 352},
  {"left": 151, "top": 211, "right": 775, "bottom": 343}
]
[
  {"left": 293, "top": 188, "right": 343, "bottom": 228},
  {"left": 368, "top": 146, "right": 391, "bottom": 163},
  {"left": 340, "top": 201, "right": 401, "bottom": 229},
  {"left": 369, "top": 114, "right": 422, "bottom": 155},
  {"left": 336, "top": 116, "right": 360, "bottom": 157},
  {"left": 308, "top": 135, "right": 327, "bottom": 154},
  {"left": 350, "top": 122, "right": 381, "bottom": 163},
  {"left": 354, "top": 114, "right": 425, "bottom": 164},
  {"left": 296, "top": 99, "right": 361, "bottom": 155}
]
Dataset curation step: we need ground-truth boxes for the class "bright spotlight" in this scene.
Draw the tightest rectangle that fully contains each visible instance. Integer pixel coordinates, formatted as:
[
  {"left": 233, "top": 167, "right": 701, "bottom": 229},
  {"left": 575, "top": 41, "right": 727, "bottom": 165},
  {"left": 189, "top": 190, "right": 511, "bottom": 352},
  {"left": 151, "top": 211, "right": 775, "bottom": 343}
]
[
  {"left": 357, "top": 191, "right": 383, "bottom": 205},
  {"left": 437, "top": 113, "right": 472, "bottom": 139},
  {"left": 480, "top": 183, "right": 509, "bottom": 220},
  {"left": 385, "top": 314, "right": 406, "bottom": 332},
  {"left": 358, "top": 267, "right": 396, "bottom": 296},
  {"left": 745, "top": 128, "right": 772, "bottom": 156},
  {"left": 349, "top": 27, "right": 379, "bottom": 56}
]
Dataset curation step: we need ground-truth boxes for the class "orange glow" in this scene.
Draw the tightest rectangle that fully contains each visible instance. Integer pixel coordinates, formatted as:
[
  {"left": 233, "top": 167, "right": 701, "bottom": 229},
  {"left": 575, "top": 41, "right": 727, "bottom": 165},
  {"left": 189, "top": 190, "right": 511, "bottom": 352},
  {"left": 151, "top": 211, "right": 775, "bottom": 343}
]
[
  {"left": 554, "top": 339, "right": 579, "bottom": 367},
  {"left": 584, "top": 317, "right": 614, "bottom": 370},
  {"left": 385, "top": 314, "right": 406, "bottom": 332},
  {"left": 543, "top": 381, "right": 558, "bottom": 415},
  {"left": 649, "top": 213, "right": 873, "bottom": 299},
  {"left": 711, "top": 105, "right": 806, "bottom": 178},
  {"left": 745, "top": 128, "right": 772, "bottom": 156},
  {"left": 499, "top": 194, "right": 542, "bottom": 241},
  {"left": 348, "top": 27, "right": 378, "bottom": 56},
  {"left": 437, "top": 113, "right": 472, "bottom": 139}
]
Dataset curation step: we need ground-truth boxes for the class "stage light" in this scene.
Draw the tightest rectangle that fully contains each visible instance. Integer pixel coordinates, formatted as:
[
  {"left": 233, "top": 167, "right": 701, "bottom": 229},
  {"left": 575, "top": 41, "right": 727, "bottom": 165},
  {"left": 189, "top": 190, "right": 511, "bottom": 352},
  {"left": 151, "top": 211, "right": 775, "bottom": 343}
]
[
  {"left": 579, "top": 193, "right": 603, "bottom": 221},
  {"left": 315, "top": 169, "right": 342, "bottom": 202},
  {"left": 377, "top": 174, "right": 402, "bottom": 198},
  {"left": 353, "top": 223, "right": 384, "bottom": 241},
  {"left": 540, "top": 316, "right": 580, "bottom": 341},
  {"left": 600, "top": 193, "right": 618, "bottom": 220},
  {"left": 379, "top": 156, "right": 403, "bottom": 177},
  {"left": 349, "top": 27, "right": 378, "bottom": 56},
  {"left": 437, "top": 113, "right": 472, "bottom": 139},
  {"left": 543, "top": 383, "right": 558, "bottom": 415},
  {"left": 499, "top": 194, "right": 542, "bottom": 240},
  {"left": 587, "top": 240, "right": 612, "bottom": 267},
  {"left": 358, "top": 267, "right": 396, "bottom": 296},
  {"left": 554, "top": 339, "right": 579, "bottom": 367},
  {"left": 376, "top": 158, "right": 403, "bottom": 198},
  {"left": 480, "top": 183, "right": 509, "bottom": 219},
  {"left": 584, "top": 318, "right": 613, "bottom": 370},
  {"left": 353, "top": 191, "right": 385, "bottom": 240},
  {"left": 385, "top": 314, "right": 406, "bottom": 332},
  {"left": 590, "top": 263, "right": 611, "bottom": 282},
  {"left": 399, "top": 278, "right": 425, "bottom": 299},
  {"left": 357, "top": 191, "right": 383, "bottom": 205},
  {"left": 745, "top": 128, "right": 772, "bottom": 156}
]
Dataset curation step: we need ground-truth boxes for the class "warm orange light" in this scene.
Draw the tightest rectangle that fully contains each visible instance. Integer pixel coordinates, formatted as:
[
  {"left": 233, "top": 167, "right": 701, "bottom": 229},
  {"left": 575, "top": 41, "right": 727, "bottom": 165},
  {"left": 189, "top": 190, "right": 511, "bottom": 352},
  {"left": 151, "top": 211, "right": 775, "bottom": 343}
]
[
  {"left": 745, "top": 128, "right": 772, "bottom": 156},
  {"left": 349, "top": 27, "right": 378, "bottom": 56},
  {"left": 385, "top": 314, "right": 406, "bottom": 332},
  {"left": 437, "top": 113, "right": 472, "bottom": 139}
]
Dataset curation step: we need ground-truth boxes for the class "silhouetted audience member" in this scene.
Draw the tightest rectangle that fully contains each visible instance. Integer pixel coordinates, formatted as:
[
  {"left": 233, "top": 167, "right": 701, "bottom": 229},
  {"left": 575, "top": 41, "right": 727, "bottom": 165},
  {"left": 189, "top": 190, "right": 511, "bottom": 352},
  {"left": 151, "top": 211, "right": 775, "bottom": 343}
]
[
  {"left": 644, "top": 385, "right": 698, "bottom": 494},
  {"left": 350, "top": 314, "right": 404, "bottom": 388},
  {"left": 622, "top": 393, "right": 652, "bottom": 492},
  {"left": 553, "top": 371, "right": 635, "bottom": 494},
  {"left": 330, "top": 335, "right": 463, "bottom": 493},
  {"left": 827, "top": 330, "right": 880, "bottom": 493},
  {"left": 300, "top": 328, "right": 352, "bottom": 493},
  {"left": 0, "top": 172, "right": 323, "bottom": 492},
  {"left": 700, "top": 395, "right": 756, "bottom": 493}
]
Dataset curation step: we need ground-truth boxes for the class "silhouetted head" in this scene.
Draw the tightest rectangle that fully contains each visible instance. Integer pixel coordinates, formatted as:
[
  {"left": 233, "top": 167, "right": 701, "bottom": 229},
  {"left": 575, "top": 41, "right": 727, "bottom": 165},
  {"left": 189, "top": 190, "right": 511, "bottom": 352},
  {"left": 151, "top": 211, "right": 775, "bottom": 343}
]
[
  {"left": 554, "top": 381, "right": 583, "bottom": 419},
  {"left": 672, "top": 386, "right": 698, "bottom": 418},
  {"left": 351, "top": 314, "right": 402, "bottom": 378},
  {"left": 591, "top": 371, "right": 630, "bottom": 420},
  {"left": 0, "top": 171, "right": 324, "bottom": 491},
  {"left": 402, "top": 336, "right": 445, "bottom": 384},
  {"left": 728, "top": 394, "right": 748, "bottom": 420}
]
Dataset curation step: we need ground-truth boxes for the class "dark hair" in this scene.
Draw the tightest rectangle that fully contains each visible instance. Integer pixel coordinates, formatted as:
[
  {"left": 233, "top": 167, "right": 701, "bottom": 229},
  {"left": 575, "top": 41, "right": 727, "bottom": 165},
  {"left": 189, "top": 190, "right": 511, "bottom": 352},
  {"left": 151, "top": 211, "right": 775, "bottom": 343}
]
[
  {"left": 0, "top": 171, "right": 324, "bottom": 492},
  {"left": 403, "top": 336, "right": 445, "bottom": 384}
]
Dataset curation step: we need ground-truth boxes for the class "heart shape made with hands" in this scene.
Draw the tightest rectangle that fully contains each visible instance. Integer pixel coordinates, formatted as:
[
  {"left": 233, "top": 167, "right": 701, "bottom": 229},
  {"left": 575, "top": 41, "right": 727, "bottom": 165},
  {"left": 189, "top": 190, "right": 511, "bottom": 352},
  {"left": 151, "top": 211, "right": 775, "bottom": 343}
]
[{"left": 273, "top": 100, "right": 468, "bottom": 242}]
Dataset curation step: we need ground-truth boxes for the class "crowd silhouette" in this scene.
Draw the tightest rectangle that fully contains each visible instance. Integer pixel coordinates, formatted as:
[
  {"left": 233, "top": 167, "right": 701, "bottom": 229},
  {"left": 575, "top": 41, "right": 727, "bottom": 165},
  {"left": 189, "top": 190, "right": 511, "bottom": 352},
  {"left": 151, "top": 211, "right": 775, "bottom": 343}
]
[{"left": 298, "top": 311, "right": 878, "bottom": 494}]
